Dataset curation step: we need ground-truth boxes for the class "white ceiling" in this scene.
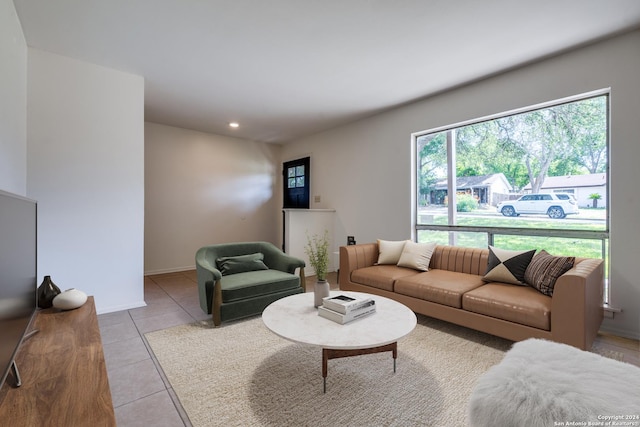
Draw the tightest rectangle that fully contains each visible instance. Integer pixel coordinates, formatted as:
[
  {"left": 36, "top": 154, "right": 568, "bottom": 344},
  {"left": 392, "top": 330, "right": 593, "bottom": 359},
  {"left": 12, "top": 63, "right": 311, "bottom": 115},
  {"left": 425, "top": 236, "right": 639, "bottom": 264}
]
[{"left": 14, "top": 0, "right": 640, "bottom": 143}]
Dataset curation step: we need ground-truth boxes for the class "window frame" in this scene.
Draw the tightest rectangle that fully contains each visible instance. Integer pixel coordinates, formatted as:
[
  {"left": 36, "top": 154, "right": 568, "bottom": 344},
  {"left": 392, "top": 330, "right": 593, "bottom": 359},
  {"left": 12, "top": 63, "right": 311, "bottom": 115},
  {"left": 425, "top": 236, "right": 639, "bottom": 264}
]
[{"left": 411, "top": 89, "right": 611, "bottom": 302}]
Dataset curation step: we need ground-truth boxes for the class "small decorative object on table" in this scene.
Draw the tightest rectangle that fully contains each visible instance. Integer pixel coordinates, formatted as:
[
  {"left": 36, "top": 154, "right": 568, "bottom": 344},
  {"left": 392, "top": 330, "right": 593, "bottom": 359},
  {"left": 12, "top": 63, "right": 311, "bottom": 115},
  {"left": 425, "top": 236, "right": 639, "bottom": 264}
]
[
  {"left": 322, "top": 294, "right": 375, "bottom": 314},
  {"left": 313, "top": 280, "right": 330, "bottom": 308},
  {"left": 318, "top": 294, "right": 377, "bottom": 324},
  {"left": 53, "top": 288, "right": 88, "bottom": 311},
  {"left": 305, "top": 230, "right": 330, "bottom": 307},
  {"left": 37, "top": 275, "right": 61, "bottom": 309},
  {"left": 318, "top": 294, "right": 376, "bottom": 325}
]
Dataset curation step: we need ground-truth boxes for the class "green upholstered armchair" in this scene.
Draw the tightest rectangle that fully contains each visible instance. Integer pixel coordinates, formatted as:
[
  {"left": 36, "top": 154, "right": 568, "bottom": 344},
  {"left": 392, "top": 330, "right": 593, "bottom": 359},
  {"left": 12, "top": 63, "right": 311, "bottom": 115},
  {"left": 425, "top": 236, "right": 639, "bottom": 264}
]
[{"left": 196, "top": 242, "right": 306, "bottom": 326}]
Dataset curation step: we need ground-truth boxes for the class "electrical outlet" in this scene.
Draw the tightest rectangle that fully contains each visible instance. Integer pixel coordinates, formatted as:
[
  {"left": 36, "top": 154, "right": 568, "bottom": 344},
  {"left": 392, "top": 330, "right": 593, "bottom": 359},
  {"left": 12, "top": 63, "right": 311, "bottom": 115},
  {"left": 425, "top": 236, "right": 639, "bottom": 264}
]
[{"left": 314, "top": 195, "right": 321, "bottom": 203}]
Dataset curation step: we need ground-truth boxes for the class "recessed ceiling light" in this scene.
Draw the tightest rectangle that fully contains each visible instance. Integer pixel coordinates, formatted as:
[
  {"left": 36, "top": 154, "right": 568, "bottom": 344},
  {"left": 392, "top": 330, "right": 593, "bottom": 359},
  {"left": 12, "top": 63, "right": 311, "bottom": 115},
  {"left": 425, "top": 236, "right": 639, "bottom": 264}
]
[{"left": 229, "top": 122, "right": 239, "bottom": 128}]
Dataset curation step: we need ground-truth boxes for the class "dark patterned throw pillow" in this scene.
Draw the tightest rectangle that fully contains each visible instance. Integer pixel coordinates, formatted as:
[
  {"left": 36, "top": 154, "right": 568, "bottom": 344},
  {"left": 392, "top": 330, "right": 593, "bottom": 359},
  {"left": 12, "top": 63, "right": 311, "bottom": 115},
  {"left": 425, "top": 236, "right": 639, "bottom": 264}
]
[
  {"left": 524, "top": 250, "right": 575, "bottom": 296},
  {"left": 483, "top": 246, "right": 536, "bottom": 285}
]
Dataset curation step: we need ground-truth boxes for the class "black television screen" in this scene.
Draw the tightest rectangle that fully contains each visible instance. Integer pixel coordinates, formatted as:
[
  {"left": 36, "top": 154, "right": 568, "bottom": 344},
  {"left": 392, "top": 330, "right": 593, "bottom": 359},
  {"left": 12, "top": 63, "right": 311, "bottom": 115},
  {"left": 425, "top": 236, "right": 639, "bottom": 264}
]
[{"left": 0, "top": 190, "right": 37, "bottom": 389}]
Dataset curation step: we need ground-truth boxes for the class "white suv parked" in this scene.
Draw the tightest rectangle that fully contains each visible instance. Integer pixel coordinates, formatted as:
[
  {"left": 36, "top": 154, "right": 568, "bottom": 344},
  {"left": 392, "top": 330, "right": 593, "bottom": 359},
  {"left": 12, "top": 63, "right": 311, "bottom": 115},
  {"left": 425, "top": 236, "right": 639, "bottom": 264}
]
[{"left": 497, "top": 193, "right": 579, "bottom": 219}]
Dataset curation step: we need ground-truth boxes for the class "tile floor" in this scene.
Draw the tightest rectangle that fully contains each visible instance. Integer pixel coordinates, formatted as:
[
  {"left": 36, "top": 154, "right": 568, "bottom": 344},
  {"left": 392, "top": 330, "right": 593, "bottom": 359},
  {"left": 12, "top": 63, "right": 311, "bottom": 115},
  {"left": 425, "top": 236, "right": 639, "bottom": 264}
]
[
  {"left": 98, "top": 271, "right": 639, "bottom": 426},
  {"left": 98, "top": 271, "right": 206, "bottom": 427}
]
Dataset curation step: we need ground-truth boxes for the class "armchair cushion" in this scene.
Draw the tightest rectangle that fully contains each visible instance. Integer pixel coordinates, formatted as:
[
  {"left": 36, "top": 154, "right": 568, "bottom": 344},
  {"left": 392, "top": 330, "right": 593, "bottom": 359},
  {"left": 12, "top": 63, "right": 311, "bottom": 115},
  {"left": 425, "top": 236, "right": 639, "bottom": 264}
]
[
  {"left": 216, "top": 252, "right": 269, "bottom": 275},
  {"left": 221, "top": 270, "right": 301, "bottom": 302}
]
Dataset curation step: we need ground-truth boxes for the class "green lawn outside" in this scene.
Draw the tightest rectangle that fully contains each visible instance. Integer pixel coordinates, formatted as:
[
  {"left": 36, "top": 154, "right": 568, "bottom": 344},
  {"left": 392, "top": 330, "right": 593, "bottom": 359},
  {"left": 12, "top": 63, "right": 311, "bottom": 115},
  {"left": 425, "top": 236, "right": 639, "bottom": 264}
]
[
  {"left": 417, "top": 208, "right": 607, "bottom": 259},
  {"left": 418, "top": 230, "right": 604, "bottom": 258}
]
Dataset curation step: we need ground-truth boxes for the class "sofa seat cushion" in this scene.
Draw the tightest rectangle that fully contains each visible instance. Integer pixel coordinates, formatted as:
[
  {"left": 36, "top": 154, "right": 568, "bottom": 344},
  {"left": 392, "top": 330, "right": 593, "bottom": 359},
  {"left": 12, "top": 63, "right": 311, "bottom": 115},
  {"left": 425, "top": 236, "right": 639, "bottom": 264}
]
[
  {"left": 394, "top": 269, "right": 485, "bottom": 308},
  {"left": 220, "top": 270, "right": 300, "bottom": 302},
  {"left": 462, "top": 283, "right": 551, "bottom": 330},
  {"left": 350, "top": 265, "right": 419, "bottom": 291}
]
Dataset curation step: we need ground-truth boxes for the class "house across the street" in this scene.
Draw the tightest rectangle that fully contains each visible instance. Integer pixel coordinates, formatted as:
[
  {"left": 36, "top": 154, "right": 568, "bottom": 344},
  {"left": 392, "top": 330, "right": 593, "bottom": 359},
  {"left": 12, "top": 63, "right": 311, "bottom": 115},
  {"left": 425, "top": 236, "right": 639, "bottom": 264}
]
[
  {"left": 523, "top": 173, "right": 607, "bottom": 208},
  {"left": 430, "top": 173, "right": 513, "bottom": 206}
]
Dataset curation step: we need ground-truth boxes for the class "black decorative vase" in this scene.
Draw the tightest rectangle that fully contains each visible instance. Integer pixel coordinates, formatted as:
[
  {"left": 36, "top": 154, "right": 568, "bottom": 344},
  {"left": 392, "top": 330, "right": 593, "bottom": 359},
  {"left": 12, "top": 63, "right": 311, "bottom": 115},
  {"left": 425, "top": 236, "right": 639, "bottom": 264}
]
[{"left": 37, "top": 275, "right": 61, "bottom": 309}]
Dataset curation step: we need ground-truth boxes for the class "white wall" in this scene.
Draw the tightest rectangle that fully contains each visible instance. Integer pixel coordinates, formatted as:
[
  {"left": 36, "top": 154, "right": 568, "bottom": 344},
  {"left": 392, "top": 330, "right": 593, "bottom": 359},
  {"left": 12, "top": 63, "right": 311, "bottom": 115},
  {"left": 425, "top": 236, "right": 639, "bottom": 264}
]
[
  {"left": 281, "top": 31, "right": 640, "bottom": 340},
  {"left": 144, "top": 123, "right": 282, "bottom": 274},
  {"left": 0, "top": 0, "right": 27, "bottom": 195},
  {"left": 27, "top": 49, "right": 145, "bottom": 314}
]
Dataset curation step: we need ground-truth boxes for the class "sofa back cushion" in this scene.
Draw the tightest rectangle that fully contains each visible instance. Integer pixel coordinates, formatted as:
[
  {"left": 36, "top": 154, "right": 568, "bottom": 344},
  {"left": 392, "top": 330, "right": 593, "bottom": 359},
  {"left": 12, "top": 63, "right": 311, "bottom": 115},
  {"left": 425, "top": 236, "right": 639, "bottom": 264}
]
[{"left": 429, "top": 245, "right": 489, "bottom": 275}]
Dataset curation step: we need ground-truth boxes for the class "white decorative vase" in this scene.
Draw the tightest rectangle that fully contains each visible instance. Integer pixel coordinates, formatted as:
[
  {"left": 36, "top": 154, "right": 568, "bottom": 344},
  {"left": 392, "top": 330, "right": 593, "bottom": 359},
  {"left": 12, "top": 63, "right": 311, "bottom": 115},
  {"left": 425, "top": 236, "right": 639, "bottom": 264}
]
[
  {"left": 314, "top": 280, "right": 330, "bottom": 307},
  {"left": 52, "top": 288, "right": 88, "bottom": 310}
]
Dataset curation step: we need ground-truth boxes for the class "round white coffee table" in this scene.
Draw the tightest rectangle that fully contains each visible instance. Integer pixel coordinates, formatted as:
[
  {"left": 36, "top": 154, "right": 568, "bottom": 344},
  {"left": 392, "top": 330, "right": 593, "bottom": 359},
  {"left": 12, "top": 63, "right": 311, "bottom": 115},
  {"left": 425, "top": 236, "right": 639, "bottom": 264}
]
[{"left": 262, "top": 291, "right": 417, "bottom": 392}]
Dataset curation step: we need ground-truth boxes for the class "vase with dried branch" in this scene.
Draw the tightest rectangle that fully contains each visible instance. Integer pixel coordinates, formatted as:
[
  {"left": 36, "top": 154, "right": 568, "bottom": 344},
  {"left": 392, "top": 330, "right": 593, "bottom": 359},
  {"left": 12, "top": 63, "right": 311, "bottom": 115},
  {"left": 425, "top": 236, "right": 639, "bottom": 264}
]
[{"left": 305, "top": 230, "right": 330, "bottom": 307}]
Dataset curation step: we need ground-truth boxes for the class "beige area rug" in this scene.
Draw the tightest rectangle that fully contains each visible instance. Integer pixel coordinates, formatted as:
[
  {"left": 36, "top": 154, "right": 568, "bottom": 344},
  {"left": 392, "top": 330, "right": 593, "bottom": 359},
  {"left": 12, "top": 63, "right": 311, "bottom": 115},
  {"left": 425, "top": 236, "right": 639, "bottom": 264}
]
[
  {"left": 146, "top": 314, "right": 514, "bottom": 426},
  {"left": 145, "top": 315, "right": 624, "bottom": 427}
]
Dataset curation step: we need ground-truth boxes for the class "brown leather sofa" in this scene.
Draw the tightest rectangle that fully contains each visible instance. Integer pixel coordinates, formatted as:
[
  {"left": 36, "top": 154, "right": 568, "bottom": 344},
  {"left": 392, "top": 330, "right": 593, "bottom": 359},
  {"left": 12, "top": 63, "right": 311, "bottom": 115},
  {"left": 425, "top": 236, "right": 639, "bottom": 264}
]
[{"left": 339, "top": 243, "right": 604, "bottom": 350}]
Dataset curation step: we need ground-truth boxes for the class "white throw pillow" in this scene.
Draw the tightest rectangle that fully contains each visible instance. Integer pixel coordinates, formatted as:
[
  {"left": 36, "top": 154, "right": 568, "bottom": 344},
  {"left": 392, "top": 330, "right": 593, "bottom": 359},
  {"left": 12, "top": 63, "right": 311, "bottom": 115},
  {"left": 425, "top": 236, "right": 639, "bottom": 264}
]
[
  {"left": 397, "top": 241, "right": 437, "bottom": 271},
  {"left": 377, "top": 239, "right": 408, "bottom": 264}
]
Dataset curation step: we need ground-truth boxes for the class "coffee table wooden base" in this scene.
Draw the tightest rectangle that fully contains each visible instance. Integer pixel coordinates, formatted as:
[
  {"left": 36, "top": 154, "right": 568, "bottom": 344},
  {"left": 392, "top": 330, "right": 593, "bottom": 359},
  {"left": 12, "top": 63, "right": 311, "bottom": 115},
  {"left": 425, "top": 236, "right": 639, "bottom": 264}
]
[{"left": 322, "top": 342, "right": 398, "bottom": 393}]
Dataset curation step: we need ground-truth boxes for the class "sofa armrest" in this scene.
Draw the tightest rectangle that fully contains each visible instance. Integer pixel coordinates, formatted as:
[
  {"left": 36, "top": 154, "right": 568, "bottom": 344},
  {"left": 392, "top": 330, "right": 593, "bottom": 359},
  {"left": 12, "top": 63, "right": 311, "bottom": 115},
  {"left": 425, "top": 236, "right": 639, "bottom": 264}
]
[
  {"left": 339, "top": 243, "right": 379, "bottom": 288},
  {"left": 551, "top": 258, "right": 604, "bottom": 350}
]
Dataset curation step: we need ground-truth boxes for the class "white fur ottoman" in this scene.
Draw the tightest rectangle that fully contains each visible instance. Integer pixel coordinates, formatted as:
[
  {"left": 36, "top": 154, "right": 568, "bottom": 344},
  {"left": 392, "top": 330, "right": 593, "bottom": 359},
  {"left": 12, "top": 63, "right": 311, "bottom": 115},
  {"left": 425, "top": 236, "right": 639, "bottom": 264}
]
[{"left": 468, "top": 338, "right": 640, "bottom": 427}]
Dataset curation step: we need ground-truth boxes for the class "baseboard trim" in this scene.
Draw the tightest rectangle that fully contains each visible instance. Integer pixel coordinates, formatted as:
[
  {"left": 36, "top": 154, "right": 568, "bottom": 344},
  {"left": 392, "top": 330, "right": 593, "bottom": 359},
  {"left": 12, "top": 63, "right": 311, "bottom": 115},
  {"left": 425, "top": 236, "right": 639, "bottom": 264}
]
[
  {"left": 599, "top": 324, "right": 640, "bottom": 341},
  {"left": 144, "top": 265, "right": 195, "bottom": 276},
  {"left": 97, "top": 300, "right": 147, "bottom": 315}
]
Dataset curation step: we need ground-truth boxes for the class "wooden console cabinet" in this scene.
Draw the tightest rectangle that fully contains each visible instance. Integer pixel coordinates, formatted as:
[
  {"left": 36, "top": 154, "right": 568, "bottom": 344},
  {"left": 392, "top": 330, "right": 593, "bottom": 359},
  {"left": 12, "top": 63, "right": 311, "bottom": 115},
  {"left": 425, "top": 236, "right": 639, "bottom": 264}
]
[{"left": 0, "top": 297, "right": 115, "bottom": 426}]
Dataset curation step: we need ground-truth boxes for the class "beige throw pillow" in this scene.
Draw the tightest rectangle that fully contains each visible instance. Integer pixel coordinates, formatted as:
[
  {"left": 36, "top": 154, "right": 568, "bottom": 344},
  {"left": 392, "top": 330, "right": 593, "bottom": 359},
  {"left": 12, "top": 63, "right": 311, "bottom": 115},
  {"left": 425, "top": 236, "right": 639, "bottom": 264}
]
[
  {"left": 377, "top": 239, "right": 408, "bottom": 264},
  {"left": 397, "top": 241, "right": 437, "bottom": 271}
]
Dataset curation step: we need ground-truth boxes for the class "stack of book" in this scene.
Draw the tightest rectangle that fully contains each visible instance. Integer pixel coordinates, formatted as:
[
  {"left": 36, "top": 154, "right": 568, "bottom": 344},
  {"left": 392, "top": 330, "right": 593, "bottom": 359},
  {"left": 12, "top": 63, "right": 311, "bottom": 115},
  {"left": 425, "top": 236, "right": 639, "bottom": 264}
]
[{"left": 317, "top": 294, "right": 376, "bottom": 324}]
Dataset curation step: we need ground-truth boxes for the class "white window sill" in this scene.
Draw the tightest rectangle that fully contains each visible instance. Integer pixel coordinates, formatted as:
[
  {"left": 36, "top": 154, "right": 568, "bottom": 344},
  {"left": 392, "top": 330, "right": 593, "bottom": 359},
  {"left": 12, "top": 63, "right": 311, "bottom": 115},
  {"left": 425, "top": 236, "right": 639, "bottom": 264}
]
[{"left": 603, "top": 304, "right": 621, "bottom": 319}]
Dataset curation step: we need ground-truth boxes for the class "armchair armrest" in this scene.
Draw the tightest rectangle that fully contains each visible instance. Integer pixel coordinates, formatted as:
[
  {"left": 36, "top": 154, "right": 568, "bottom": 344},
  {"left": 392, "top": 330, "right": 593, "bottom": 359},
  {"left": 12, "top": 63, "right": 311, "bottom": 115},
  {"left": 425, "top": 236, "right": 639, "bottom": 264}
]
[
  {"left": 195, "top": 248, "right": 223, "bottom": 316},
  {"left": 273, "top": 254, "right": 306, "bottom": 289},
  {"left": 268, "top": 252, "right": 306, "bottom": 274},
  {"left": 261, "top": 243, "right": 306, "bottom": 289},
  {"left": 196, "top": 255, "right": 222, "bottom": 281}
]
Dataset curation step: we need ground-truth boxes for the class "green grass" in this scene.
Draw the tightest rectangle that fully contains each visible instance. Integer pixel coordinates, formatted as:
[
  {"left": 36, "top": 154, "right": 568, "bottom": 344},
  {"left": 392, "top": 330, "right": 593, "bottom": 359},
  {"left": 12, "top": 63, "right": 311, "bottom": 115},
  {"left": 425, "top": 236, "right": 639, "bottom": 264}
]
[
  {"left": 418, "top": 214, "right": 606, "bottom": 259},
  {"left": 429, "top": 215, "right": 606, "bottom": 231},
  {"left": 418, "top": 229, "right": 603, "bottom": 258}
]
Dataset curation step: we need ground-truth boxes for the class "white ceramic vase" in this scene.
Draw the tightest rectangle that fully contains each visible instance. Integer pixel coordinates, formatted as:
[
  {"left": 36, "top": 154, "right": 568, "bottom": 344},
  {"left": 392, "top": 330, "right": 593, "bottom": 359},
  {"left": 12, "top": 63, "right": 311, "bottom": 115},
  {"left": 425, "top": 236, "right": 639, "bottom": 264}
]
[
  {"left": 314, "top": 280, "right": 330, "bottom": 307},
  {"left": 53, "top": 288, "right": 88, "bottom": 310}
]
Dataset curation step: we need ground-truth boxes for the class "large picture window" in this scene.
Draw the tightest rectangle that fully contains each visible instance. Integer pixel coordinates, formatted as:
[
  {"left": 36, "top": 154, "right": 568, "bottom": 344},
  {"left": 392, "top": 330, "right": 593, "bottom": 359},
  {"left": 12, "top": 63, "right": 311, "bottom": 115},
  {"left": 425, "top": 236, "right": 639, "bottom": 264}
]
[{"left": 413, "top": 91, "right": 610, "bottom": 301}]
